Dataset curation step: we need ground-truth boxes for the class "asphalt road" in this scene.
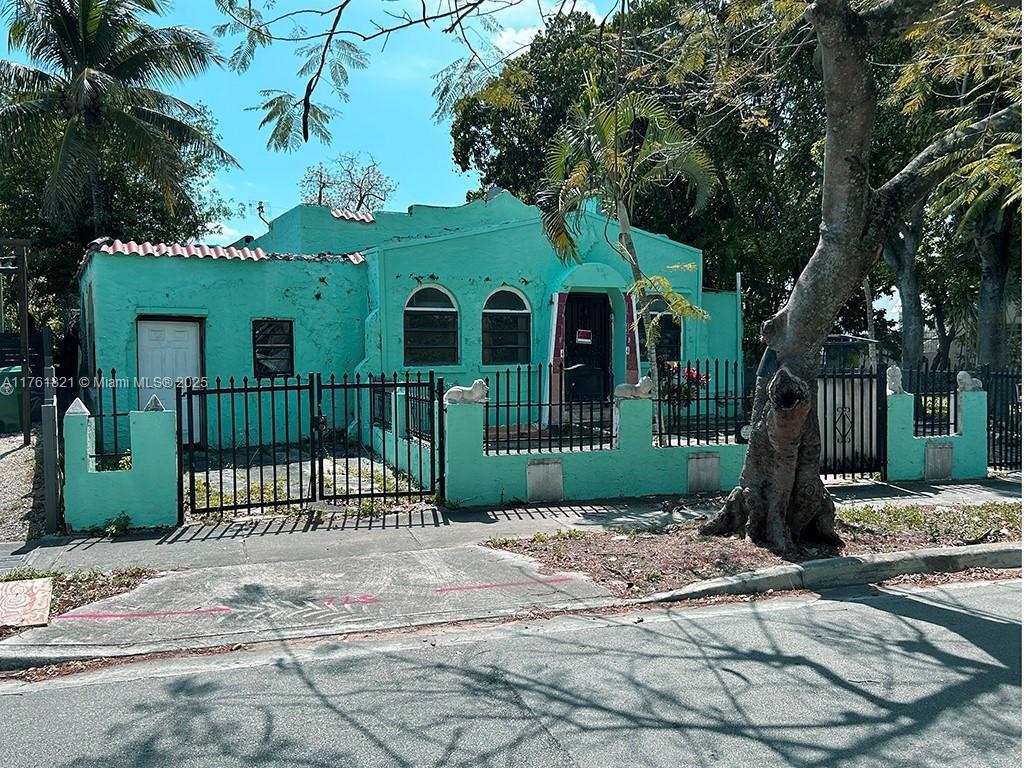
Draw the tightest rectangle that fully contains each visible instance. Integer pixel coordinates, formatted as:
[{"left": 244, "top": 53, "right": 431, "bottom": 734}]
[{"left": 1, "top": 580, "right": 1020, "bottom": 768}]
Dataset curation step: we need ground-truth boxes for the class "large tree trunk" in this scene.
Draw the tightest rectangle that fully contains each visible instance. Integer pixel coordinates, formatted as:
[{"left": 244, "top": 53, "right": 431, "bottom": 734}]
[
  {"left": 882, "top": 199, "right": 927, "bottom": 367},
  {"left": 971, "top": 201, "right": 1013, "bottom": 368},
  {"left": 700, "top": 0, "right": 881, "bottom": 551},
  {"left": 696, "top": 0, "right": 1020, "bottom": 551},
  {"left": 86, "top": 116, "right": 104, "bottom": 235}
]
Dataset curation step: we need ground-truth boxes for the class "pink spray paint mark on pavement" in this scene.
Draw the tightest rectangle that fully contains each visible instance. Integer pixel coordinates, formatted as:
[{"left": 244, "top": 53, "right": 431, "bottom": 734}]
[
  {"left": 436, "top": 577, "right": 574, "bottom": 594},
  {"left": 324, "top": 594, "right": 378, "bottom": 607},
  {"left": 54, "top": 606, "right": 232, "bottom": 621}
]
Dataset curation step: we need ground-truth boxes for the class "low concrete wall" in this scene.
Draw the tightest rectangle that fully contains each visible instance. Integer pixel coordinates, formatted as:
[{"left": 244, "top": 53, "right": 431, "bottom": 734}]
[
  {"left": 444, "top": 398, "right": 747, "bottom": 507},
  {"left": 886, "top": 391, "right": 988, "bottom": 482},
  {"left": 63, "top": 398, "right": 178, "bottom": 530}
]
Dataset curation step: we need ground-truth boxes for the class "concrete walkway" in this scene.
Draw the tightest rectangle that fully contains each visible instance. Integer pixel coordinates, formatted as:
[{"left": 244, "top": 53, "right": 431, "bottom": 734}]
[
  {"left": 2, "top": 477, "right": 1018, "bottom": 574},
  {"left": 0, "top": 477, "right": 1018, "bottom": 669},
  {"left": 0, "top": 542, "right": 618, "bottom": 669}
]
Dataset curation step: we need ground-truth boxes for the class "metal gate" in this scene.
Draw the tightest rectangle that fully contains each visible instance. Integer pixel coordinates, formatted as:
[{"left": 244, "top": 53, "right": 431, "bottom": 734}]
[
  {"left": 177, "top": 372, "right": 444, "bottom": 523},
  {"left": 817, "top": 367, "right": 887, "bottom": 479},
  {"left": 315, "top": 372, "right": 444, "bottom": 509},
  {"left": 981, "top": 366, "right": 1022, "bottom": 471}
]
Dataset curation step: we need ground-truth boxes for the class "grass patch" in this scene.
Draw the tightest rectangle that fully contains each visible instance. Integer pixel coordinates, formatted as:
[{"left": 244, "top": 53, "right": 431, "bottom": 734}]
[
  {"left": 483, "top": 536, "right": 520, "bottom": 548},
  {"left": 528, "top": 529, "right": 585, "bottom": 544},
  {"left": 0, "top": 567, "right": 154, "bottom": 638},
  {"left": 189, "top": 478, "right": 299, "bottom": 522},
  {"left": 483, "top": 502, "right": 1022, "bottom": 598},
  {"left": 839, "top": 501, "right": 1021, "bottom": 545}
]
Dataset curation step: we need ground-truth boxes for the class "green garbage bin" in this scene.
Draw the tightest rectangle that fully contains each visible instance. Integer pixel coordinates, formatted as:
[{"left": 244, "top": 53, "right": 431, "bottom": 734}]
[{"left": 0, "top": 364, "right": 24, "bottom": 434}]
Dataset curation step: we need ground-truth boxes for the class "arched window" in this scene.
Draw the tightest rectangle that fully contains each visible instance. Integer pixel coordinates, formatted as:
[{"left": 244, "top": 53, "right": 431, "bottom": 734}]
[
  {"left": 482, "top": 289, "right": 531, "bottom": 365},
  {"left": 404, "top": 286, "right": 459, "bottom": 366}
]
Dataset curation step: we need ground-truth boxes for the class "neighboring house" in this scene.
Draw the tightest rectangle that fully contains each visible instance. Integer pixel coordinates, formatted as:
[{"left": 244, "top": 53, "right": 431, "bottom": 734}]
[{"left": 77, "top": 191, "right": 742, "bottom": 416}]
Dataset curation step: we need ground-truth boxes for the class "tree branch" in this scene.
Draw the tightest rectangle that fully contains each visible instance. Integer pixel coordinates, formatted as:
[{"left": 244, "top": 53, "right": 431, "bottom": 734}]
[
  {"left": 873, "top": 103, "right": 1020, "bottom": 222},
  {"left": 860, "top": 0, "right": 943, "bottom": 41}
]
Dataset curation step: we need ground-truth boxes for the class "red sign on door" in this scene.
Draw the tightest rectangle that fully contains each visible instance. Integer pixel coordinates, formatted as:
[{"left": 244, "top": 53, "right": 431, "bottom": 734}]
[{"left": 575, "top": 329, "right": 593, "bottom": 345}]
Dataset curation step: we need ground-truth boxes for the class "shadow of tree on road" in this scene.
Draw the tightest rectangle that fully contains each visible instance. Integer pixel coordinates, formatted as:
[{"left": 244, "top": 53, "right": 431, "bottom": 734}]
[{"left": 57, "top": 583, "right": 1020, "bottom": 768}]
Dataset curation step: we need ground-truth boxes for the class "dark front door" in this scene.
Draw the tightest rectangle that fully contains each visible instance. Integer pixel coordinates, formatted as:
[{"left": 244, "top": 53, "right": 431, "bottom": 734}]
[{"left": 563, "top": 292, "right": 611, "bottom": 400}]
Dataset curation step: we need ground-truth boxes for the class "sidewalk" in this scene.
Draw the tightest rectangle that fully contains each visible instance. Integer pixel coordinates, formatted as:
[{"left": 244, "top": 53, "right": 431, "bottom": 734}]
[
  {"left": 0, "top": 478, "right": 1018, "bottom": 669},
  {"left": 3, "top": 477, "right": 1018, "bottom": 574}
]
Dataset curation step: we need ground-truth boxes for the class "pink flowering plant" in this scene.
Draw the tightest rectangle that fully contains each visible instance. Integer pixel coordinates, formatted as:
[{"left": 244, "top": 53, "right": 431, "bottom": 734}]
[{"left": 657, "top": 359, "right": 709, "bottom": 406}]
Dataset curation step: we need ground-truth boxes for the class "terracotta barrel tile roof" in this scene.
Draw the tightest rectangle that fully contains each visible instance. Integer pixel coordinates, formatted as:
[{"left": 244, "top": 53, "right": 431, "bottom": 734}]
[
  {"left": 330, "top": 209, "right": 375, "bottom": 223},
  {"left": 77, "top": 238, "right": 367, "bottom": 280},
  {"left": 94, "top": 239, "right": 269, "bottom": 261}
]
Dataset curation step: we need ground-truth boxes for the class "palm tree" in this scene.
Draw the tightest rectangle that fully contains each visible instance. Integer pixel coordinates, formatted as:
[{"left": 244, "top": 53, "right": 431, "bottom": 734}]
[
  {"left": 0, "top": 0, "right": 237, "bottom": 232},
  {"left": 537, "top": 77, "right": 715, "bottom": 399}
]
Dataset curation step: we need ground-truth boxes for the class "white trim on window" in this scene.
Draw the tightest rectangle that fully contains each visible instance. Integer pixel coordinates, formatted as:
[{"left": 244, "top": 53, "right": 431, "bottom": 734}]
[
  {"left": 482, "top": 286, "right": 530, "bottom": 314},
  {"left": 405, "top": 284, "right": 459, "bottom": 312}
]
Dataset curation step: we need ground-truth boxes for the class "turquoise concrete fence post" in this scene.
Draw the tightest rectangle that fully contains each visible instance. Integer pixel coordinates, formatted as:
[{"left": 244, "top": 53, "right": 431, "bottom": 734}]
[
  {"left": 63, "top": 396, "right": 179, "bottom": 531},
  {"left": 886, "top": 388, "right": 989, "bottom": 482},
  {"left": 615, "top": 397, "right": 653, "bottom": 454},
  {"left": 443, "top": 399, "right": 486, "bottom": 506},
  {"left": 63, "top": 397, "right": 95, "bottom": 481},
  {"left": 952, "top": 390, "right": 987, "bottom": 479},
  {"left": 886, "top": 393, "right": 918, "bottom": 481}
]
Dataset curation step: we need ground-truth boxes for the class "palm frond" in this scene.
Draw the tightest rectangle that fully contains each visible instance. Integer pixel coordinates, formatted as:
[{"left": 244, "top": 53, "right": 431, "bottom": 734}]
[
  {"left": 126, "top": 106, "right": 239, "bottom": 167},
  {"left": 107, "top": 25, "right": 224, "bottom": 87},
  {"left": 42, "top": 115, "right": 91, "bottom": 217}
]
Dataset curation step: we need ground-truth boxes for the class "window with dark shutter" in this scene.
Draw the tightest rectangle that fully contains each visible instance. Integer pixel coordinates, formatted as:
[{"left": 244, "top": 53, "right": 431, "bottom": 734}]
[
  {"left": 482, "top": 289, "right": 531, "bottom": 365},
  {"left": 252, "top": 319, "right": 294, "bottom": 378},
  {"left": 404, "top": 287, "right": 459, "bottom": 366},
  {"left": 638, "top": 299, "right": 682, "bottom": 361}
]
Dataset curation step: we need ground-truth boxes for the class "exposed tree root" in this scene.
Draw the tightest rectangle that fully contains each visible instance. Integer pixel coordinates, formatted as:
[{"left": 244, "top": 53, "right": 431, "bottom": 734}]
[{"left": 699, "top": 363, "right": 842, "bottom": 553}]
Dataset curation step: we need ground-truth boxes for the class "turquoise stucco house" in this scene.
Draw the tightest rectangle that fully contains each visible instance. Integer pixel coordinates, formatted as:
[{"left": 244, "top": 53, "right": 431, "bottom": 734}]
[{"left": 78, "top": 191, "right": 742, "bottom": 414}]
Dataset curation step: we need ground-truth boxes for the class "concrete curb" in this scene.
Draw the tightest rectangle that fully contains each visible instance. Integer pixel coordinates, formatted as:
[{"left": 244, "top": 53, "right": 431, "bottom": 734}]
[
  {"left": 0, "top": 596, "right": 621, "bottom": 673},
  {"left": 1, "top": 543, "right": 1019, "bottom": 672},
  {"left": 638, "top": 541, "right": 1022, "bottom": 604}
]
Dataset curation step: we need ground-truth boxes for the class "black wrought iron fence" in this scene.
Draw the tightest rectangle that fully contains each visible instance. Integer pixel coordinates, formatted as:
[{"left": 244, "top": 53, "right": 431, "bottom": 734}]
[
  {"left": 405, "top": 377, "right": 435, "bottom": 440},
  {"left": 653, "top": 359, "right": 746, "bottom": 446},
  {"left": 369, "top": 374, "right": 393, "bottom": 429},
  {"left": 317, "top": 371, "right": 442, "bottom": 506},
  {"left": 85, "top": 367, "right": 132, "bottom": 470},
  {"left": 177, "top": 374, "right": 317, "bottom": 521},
  {"left": 175, "top": 371, "right": 445, "bottom": 523},
  {"left": 817, "top": 365, "right": 886, "bottom": 478},
  {"left": 484, "top": 364, "right": 614, "bottom": 454},
  {"left": 980, "top": 365, "right": 1021, "bottom": 471},
  {"left": 905, "top": 361, "right": 959, "bottom": 437}
]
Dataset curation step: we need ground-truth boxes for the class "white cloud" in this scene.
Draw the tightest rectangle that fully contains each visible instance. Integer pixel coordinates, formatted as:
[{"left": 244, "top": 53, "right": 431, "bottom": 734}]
[
  {"left": 492, "top": 24, "right": 543, "bottom": 55},
  {"left": 489, "top": 0, "right": 610, "bottom": 56}
]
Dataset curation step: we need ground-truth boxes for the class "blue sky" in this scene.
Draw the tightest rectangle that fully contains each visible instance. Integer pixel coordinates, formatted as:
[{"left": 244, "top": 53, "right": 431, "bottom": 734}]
[{"left": 153, "top": 1, "right": 606, "bottom": 244}]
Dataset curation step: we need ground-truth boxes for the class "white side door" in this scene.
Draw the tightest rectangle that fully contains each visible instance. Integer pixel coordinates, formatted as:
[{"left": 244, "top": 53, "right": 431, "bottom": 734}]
[{"left": 137, "top": 319, "right": 202, "bottom": 439}]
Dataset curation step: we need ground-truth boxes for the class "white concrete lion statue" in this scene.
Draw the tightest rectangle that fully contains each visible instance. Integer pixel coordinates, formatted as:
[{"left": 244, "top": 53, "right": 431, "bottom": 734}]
[
  {"left": 956, "top": 370, "right": 983, "bottom": 392},
  {"left": 886, "top": 364, "right": 905, "bottom": 395},
  {"left": 444, "top": 379, "right": 489, "bottom": 404},
  {"left": 614, "top": 376, "right": 654, "bottom": 400}
]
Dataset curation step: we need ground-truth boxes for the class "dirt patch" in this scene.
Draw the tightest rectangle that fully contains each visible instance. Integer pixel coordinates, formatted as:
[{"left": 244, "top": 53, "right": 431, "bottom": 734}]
[
  {"left": 0, "top": 567, "right": 155, "bottom": 640},
  {"left": 485, "top": 502, "right": 1022, "bottom": 598},
  {"left": 0, "top": 431, "right": 44, "bottom": 541},
  {"left": 875, "top": 567, "right": 1021, "bottom": 589},
  {"left": 0, "top": 642, "right": 239, "bottom": 683}
]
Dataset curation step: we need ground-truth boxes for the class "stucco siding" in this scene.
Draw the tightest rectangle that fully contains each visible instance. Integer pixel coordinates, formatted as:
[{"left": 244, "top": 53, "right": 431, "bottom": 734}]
[{"left": 88, "top": 251, "right": 368, "bottom": 404}]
